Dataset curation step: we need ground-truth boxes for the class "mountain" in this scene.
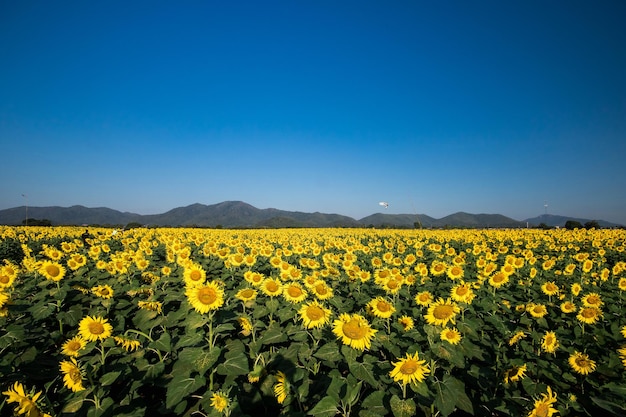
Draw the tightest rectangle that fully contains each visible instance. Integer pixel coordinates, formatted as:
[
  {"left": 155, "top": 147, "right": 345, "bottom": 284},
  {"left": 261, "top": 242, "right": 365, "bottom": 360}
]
[
  {"left": 523, "top": 214, "right": 620, "bottom": 228},
  {"left": 0, "top": 202, "right": 620, "bottom": 228}
]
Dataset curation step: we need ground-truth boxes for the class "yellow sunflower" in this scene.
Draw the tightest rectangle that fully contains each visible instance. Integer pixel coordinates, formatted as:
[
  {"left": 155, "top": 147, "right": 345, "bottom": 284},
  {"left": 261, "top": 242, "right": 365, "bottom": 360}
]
[
  {"left": 568, "top": 351, "right": 596, "bottom": 375},
  {"left": 210, "top": 391, "right": 230, "bottom": 413},
  {"left": 527, "top": 386, "right": 558, "bottom": 417},
  {"left": 238, "top": 317, "right": 254, "bottom": 336},
  {"left": 332, "top": 313, "right": 377, "bottom": 350},
  {"left": 618, "top": 277, "right": 626, "bottom": 291},
  {"left": 541, "top": 331, "right": 559, "bottom": 354},
  {"left": 78, "top": 315, "right": 113, "bottom": 342},
  {"left": 138, "top": 301, "right": 163, "bottom": 314},
  {"left": 366, "top": 297, "right": 396, "bottom": 319},
  {"left": 424, "top": 298, "right": 460, "bottom": 327},
  {"left": 283, "top": 282, "right": 308, "bottom": 303},
  {"left": 621, "top": 325, "right": 626, "bottom": 338},
  {"left": 389, "top": 352, "right": 430, "bottom": 386},
  {"left": 113, "top": 336, "right": 141, "bottom": 352},
  {"left": 571, "top": 283, "right": 582, "bottom": 296},
  {"left": 581, "top": 293, "right": 603, "bottom": 308},
  {"left": 446, "top": 265, "right": 464, "bottom": 280},
  {"left": 488, "top": 271, "right": 509, "bottom": 288},
  {"left": 60, "top": 358, "right": 85, "bottom": 392},
  {"left": 311, "top": 280, "right": 334, "bottom": 300},
  {"left": 298, "top": 301, "right": 331, "bottom": 329},
  {"left": 183, "top": 263, "right": 206, "bottom": 287},
  {"left": 440, "top": 327, "right": 462, "bottom": 345},
  {"left": 91, "top": 284, "right": 114, "bottom": 299},
  {"left": 2, "top": 382, "right": 47, "bottom": 417},
  {"left": 617, "top": 346, "right": 626, "bottom": 368},
  {"left": 576, "top": 306, "right": 603, "bottom": 324},
  {"left": 235, "top": 288, "right": 257, "bottom": 303},
  {"left": 274, "top": 371, "right": 289, "bottom": 404},
  {"left": 450, "top": 282, "right": 475, "bottom": 303},
  {"left": 398, "top": 315, "right": 415, "bottom": 332},
  {"left": 560, "top": 301, "right": 577, "bottom": 314},
  {"left": 414, "top": 291, "right": 433, "bottom": 307},
  {"left": 260, "top": 278, "right": 283, "bottom": 297},
  {"left": 527, "top": 303, "right": 548, "bottom": 319},
  {"left": 508, "top": 331, "right": 527, "bottom": 346},
  {"left": 61, "top": 336, "right": 86, "bottom": 357},
  {"left": 39, "top": 260, "right": 66, "bottom": 282},
  {"left": 503, "top": 364, "right": 527, "bottom": 383},
  {"left": 541, "top": 281, "right": 559, "bottom": 296},
  {"left": 186, "top": 281, "right": 225, "bottom": 314}
]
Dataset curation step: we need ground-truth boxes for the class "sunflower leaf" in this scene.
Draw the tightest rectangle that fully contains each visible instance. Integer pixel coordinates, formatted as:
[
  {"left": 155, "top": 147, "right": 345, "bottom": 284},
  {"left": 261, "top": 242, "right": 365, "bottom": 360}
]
[
  {"left": 307, "top": 395, "right": 339, "bottom": 417},
  {"left": 390, "top": 395, "right": 416, "bottom": 417},
  {"left": 165, "top": 375, "right": 206, "bottom": 410}
]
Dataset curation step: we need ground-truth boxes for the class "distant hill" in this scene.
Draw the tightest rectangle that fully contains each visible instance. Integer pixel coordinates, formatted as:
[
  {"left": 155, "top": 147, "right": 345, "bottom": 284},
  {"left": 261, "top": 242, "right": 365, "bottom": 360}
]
[
  {"left": 0, "top": 201, "right": 621, "bottom": 228},
  {"left": 523, "top": 214, "right": 620, "bottom": 228}
]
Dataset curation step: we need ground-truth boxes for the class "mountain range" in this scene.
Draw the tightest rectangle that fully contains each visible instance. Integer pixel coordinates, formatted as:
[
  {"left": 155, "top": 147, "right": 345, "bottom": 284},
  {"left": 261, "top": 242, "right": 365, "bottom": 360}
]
[{"left": 0, "top": 201, "right": 620, "bottom": 228}]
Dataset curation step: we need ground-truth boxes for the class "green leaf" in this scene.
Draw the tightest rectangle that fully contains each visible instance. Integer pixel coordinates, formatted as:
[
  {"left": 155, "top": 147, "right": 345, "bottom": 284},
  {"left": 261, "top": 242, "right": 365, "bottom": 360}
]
[
  {"left": 591, "top": 397, "right": 626, "bottom": 414},
  {"left": 28, "top": 302, "right": 56, "bottom": 320},
  {"left": 166, "top": 375, "right": 206, "bottom": 409},
  {"left": 175, "top": 330, "right": 204, "bottom": 349},
  {"left": 150, "top": 331, "right": 171, "bottom": 352},
  {"left": 62, "top": 394, "right": 86, "bottom": 413},
  {"left": 361, "top": 390, "right": 386, "bottom": 415},
  {"left": 307, "top": 395, "right": 339, "bottom": 417},
  {"left": 444, "top": 375, "right": 474, "bottom": 415},
  {"left": 177, "top": 347, "right": 222, "bottom": 374},
  {"left": 345, "top": 380, "right": 362, "bottom": 406},
  {"left": 348, "top": 361, "right": 379, "bottom": 388},
  {"left": 260, "top": 321, "right": 288, "bottom": 345},
  {"left": 390, "top": 395, "right": 416, "bottom": 417},
  {"left": 100, "top": 370, "right": 122, "bottom": 386},
  {"left": 216, "top": 342, "right": 249, "bottom": 376},
  {"left": 314, "top": 342, "right": 342, "bottom": 362}
]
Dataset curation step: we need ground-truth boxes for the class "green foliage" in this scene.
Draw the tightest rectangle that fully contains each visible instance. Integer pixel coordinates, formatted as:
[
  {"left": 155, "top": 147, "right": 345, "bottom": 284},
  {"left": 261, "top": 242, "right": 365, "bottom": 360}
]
[{"left": 0, "top": 238, "right": 24, "bottom": 263}]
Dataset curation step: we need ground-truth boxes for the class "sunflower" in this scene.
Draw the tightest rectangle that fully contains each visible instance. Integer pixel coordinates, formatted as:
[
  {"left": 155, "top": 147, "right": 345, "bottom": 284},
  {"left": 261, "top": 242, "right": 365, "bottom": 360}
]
[
  {"left": 332, "top": 313, "right": 377, "bottom": 350},
  {"left": 92, "top": 284, "right": 114, "bottom": 299},
  {"left": 389, "top": 352, "right": 431, "bottom": 386},
  {"left": 581, "top": 259, "right": 593, "bottom": 273},
  {"left": 113, "top": 336, "right": 141, "bottom": 352},
  {"left": 509, "top": 331, "right": 527, "bottom": 346},
  {"left": 450, "top": 282, "right": 475, "bottom": 303},
  {"left": 576, "top": 306, "right": 603, "bottom": 325},
  {"left": 186, "top": 282, "right": 225, "bottom": 314},
  {"left": 61, "top": 336, "right": 86, "bottom": 357},
  {"left": 446, "top": 265, "right": 464, "bottom": 280},
  {"left": 440, "top": 327, "right": 462, "bottom": 345},
  {"left": 283, "top": 282, "right": 308, "bottom": 303},
  {"left": 571, "top": 283, "right": 582, "bottom": 296},
  {"left": 424, "top": 298, "right": 460, "bottom": 327},
  {"left": 618, "top": 346, "right": 626, "bottom": 368},
  {"left": 260, "top": 278, "right": 283, "bottom": 297},
  {"left": 298, "top": 301, "right": 331, "bottom": 329},
  {"left": 0, "top": 290, "right": 8, "bottom": 308},
  {"left": 210, "top": 391, "right": 230, "bottom": 413},
  {"left": 414, "top": 291, "right": 433, "bottom": 307},
  {"left": 398, "top": 315, "right": 415, "bottom": 332},
  {"left": 138, "top": 301, "right": 163, "bottom": 314},
  {"left": 367, "top": 297, "right": 396, "bottom": 319},
  {"left": 78, "top": 315, "right": 113, "bottom": 342},
  {"left": 2, "top": 381, "right": 47, "bottom": 417},
  {"left": 488, "top": 272, "right": 509, "bottom": 288},
  {"left": 311, "top": 280, "right": 334, "bottom": 300},
  {"left": 234, "top": 317, "right": 251, "bottom": 336},
  {"left": 503, "top": 364, "right": 527, "bottom": 383},
  {"left": 527, "top": 386, "right": 558, "bottom": 417},
  {"left": 622, "top": 325, "right": 626, "bottom": 338},
  {"left": 581, "top": 293, "right": 603, "bottom": 308},
  {"left": 541, "top": 331, "right": 559, "bottom": 354},
  {"left": 527, "top": 303, "right": 548, "bottom": 319},
  {"left": 618, "top": 278, "right": 626, "bottom": 291},
  {"left": 235, "top": 288, "right": 257, "bottom": 303},
  {"left": 274, "top": 371, "right": 289, "bottom": 404},
  {"left": 430, "top": 261, "right": 448, "bottom": 276},
  {"left": 541, "top": 281, "right": 559, "bottom": 296},
  {"left": 183, "top": 264, "right": 206, "bottom": 287},
  {"left": 39, "top": 260, "right": 66, "bottom": 282},
  {"left": 560, "top": 301, "right": 577, "bottom": 314},
  {"left": 568, "top": 351, "right": 596, "bottom": 375},
  {"left": 60, "top": 358, "right": 85, "bottom": 392}
]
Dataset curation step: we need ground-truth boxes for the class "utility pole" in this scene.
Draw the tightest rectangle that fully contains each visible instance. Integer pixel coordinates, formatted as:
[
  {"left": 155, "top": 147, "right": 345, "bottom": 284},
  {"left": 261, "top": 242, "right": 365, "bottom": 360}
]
[{"left": 22, "top": 194, "right": 28, "bottom": 226}]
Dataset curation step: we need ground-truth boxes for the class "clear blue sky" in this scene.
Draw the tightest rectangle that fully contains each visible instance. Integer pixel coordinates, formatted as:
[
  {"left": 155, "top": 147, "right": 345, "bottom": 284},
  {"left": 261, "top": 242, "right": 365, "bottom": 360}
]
[{"left": 1, "top": 1, "right": 625, "bottom": 224}]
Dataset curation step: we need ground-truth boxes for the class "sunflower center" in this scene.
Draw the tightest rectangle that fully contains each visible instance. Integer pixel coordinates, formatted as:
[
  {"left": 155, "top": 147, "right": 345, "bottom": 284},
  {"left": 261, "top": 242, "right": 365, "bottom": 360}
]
[
  {"left": 533, "top": 306, "right": 544, "bottom": 314},
  {"left": 456, "top": 286, "right": 469, "bottom": 296},
  {"left": 315, "top": 284, "right": 327, "bottom": 295},
  {"left": 418, "top": 294, "right": 430, "bottom": 302},
  {"left": 68, "top": 341, "right": 82, "bottom": 351},
  {"left": 535, "top": 404, "right": 549, "bottom": 417},
  {"left": 266, "top": 282, "right": 279, "bottom": 292},
  {"left": 89, "top": 322, "right": 105, "bottom": 335},
  {"left": 198, "top": 287, "right": 217, "bottom": 305},
  {"left": 287, "top": 286, "right": 302, "bottom": 297},
  {"left": 190, "top": 270, "right": 202, "bottom": 281},
  {"left": 0, "top": 275, "right": 9, "bottom": 284},
  {"left": 581, "top": 308, "right": 596, "bottom": 318},
  {"left": 240, "top": 289, "right": 254, "bottom": 299},
  {"left": 70, "top": 368, "right": 82, "bottom": 382},
  {"left": 306, "top": 305, "right": 324, "bottom": 320},
  {"left": 387, "top": 279, "right": 399, "bottom": 289},
  {"left": 342, "top": 319, "right": 367, "bottom": 340},
  {"left": 433, "top": 305, "right": 454, "bottom": 320},
  {"left": 587, "top": 296, "right": 600, "bottom": 305},
  {"left": 46, "top": 265, "right": 60, "bottom": 277},
  {"left": 100, "top": 288, "right": 110, "bottom": 296},
  {"left": 492, "top": 274, "right": 505, "bottom": 283},
  {"left": 377, "top": 301, "right": 391, "bottom": 312},
  {"left": 399, "top": 359, "right": 419, "bottom": 375}
]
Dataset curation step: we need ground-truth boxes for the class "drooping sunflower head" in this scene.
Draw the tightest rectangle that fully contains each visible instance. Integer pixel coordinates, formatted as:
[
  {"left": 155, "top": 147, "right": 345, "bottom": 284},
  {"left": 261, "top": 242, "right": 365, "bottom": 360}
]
[
  {"left": 273, "top": 371, "right": 289, "bottom": 404},
  {"left": 210, "top": 391, "right": 230, "bottom": 413},
  {"left": 398, "top": 315, "right": 415, "bottom": 332},
  {"left": 60, "top": 358, "right": 85, "bottom": 392},
  {"left": 91, "top": 284, "right": 114, "bottom": 299},
  {"left": 503, "top": 363, "right": 527, "bottom": 384},
  {"left": 238, "top": 316, "right": 254, "bottom": 336},
  {"left": 2, "top": 381, "right": 45, "bottom": 417}
]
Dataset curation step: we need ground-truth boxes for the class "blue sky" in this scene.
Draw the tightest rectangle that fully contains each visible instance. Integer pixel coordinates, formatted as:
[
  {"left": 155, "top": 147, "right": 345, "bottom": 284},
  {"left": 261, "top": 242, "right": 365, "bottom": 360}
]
[{"left": 1, "top": 1, "right": 625, "bottom": 224}]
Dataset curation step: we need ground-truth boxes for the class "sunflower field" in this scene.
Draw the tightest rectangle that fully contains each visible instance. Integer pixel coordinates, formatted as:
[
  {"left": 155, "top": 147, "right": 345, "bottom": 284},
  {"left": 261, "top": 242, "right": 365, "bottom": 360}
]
[{"left": 1, "top": 226, "right": 625, "bottom": 417}]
